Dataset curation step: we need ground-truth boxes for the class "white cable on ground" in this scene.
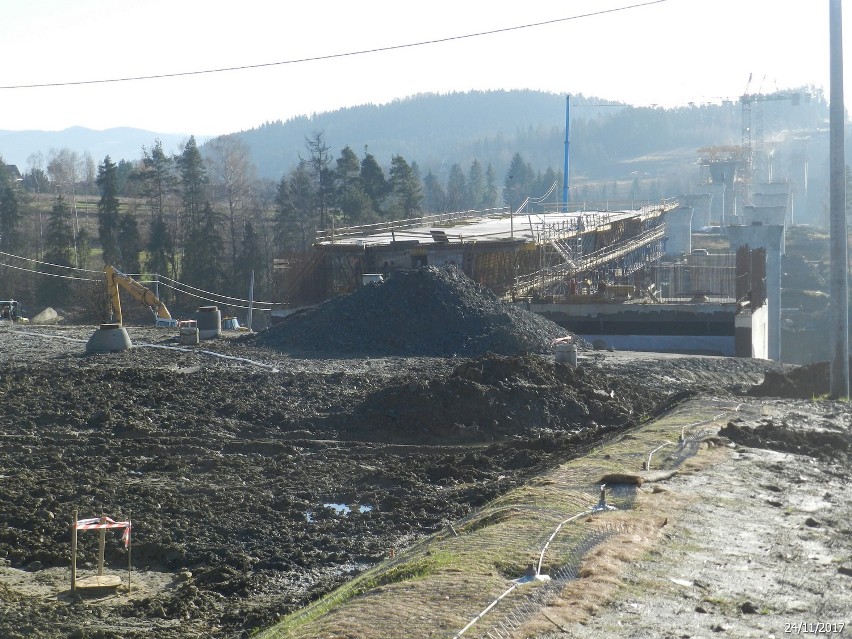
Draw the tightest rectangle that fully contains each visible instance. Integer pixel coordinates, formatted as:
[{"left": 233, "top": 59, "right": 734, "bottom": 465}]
[
  {"left": 535, "top": 510, "right": 595, "bottom": 576},
  {"left": 644, "top": 442, "right": 673, "bottom": 470},
  {"left": 453, "top": 490, "right": 616, "bottom": 639},
  {"left": 9, "top": 329, "right": 279, "bottom": 372},
  {"left": 453, "top": 582, "right": 523, "bottom": 639},
  {"left": 14, "top": 330, "right": 88, "bottom": 343},
  {"left": 133, "top": 342, "right": 279, "bottom": 372}
]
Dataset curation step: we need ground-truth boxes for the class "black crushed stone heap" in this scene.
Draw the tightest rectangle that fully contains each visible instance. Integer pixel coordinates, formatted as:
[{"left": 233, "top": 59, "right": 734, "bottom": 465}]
[{"left": 257, "top": 266, "right": 569, "bottom": 356}]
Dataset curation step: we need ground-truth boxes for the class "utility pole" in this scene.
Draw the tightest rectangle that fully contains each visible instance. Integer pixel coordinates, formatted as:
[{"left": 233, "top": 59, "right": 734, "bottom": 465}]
[
  {"left": 829, "top": 0, "right": 850, "bottom": 398},
  {"left": 562, "top": 95, "right": 570, "bottom": 211}
]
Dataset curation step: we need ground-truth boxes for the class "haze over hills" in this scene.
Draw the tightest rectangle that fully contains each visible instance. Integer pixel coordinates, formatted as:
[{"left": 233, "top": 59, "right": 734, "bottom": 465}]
[
  {"left": 0, "top": 127, "right": 198, "bottom": 172},
  {"left": 0, "top": 89, "right": 832, "bottom": 207}
]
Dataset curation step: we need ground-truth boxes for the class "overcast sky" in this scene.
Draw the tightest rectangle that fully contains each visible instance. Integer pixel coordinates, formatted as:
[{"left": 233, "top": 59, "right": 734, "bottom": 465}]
[{"left": 0, "top": 0, "right": 844, "bottom": 136}]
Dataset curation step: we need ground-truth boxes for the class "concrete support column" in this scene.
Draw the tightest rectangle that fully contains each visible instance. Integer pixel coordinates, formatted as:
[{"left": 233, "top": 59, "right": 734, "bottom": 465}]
[
  {"left": 665, "top": 206, "right": 693, "bottom": 256},
  {"left": 683, "top": 193, "right": 712, "bottom": 229},
  {"left": 727, "top": 224, "right": 785, "bottom": 361},
  {"left": 707, "top": 182, "right": 727, "bottom": 225}
]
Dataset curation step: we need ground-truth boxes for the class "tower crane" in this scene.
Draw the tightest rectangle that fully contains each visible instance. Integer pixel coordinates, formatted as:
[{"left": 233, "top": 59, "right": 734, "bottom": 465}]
[{"left": 740, "top": 79, "right": 807, "bottom": 202}]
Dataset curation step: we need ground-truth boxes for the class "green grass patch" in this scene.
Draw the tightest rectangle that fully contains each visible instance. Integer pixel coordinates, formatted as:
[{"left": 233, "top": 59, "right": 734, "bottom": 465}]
[{"left": 261, "top": 551, "right": 455, "bottom": 637}]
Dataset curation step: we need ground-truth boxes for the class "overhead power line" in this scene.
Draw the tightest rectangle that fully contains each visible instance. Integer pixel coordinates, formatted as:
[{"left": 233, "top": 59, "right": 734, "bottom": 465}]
[
  {"left": 0, "top": 251, "right": 278, "bottom": 307},
  {"left": 0, "top": 250, "right": 102, "bottom": 274},
  {"left": 0, "top": 0, "right": 671, "bottom": 90},
  {"left": 0, "top": 260, "right": 102, "bottom": 282}
]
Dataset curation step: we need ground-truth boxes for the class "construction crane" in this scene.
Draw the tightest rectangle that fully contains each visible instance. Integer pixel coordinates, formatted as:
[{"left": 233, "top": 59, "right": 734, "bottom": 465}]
[{"left": 740, "top": 81, "right": 807, "bottom": 202}]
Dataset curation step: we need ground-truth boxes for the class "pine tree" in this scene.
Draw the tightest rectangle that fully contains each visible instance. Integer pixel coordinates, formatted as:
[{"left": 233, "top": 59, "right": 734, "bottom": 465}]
[
  {"left": 274, "top": 162, "right": 316, "bottom": 252},
  {"left": 303, "top": 131, "right": 332, "bottom": 229},
  {"left": 484, "top": 163, "right": 500, "bottom": 209},
  {"left": 360, "top": 150, "right": 388, "bottom": 215},
  {"left": 446, "top": 163, "right": 467, "bottom": 212},
  {"left": 504, "top": 153, "right": 534, "bottom": 210},
  {"left": 96, "top": 156, "right": 121, "bottom": 266},
  {"left": 388, "top": 155, "right": 422, "bottom": 219},
  {"left": 467, "top": 159, "right": 486, "bottom": 210},
  {"left": 237, "top": 219, "right": 266, "bottom": 297},
  {"left": 146, "top": 214, "right": 174, "bottom": 279},
  {"left": 334, "top": 146, "right": 374, "bottom": 225},
  {"left": 117, "top": 213, "right": 142, "bottom": 275},
  {"left": 0, "top": 160, "right": 21, "bottom": 253},
  {"left": 182, "top": 201, "right": 224, "bottom": 291},
  {"left": 136, "top": 140, "right": 176, "bottom": 221},
  {"left": 176, "top": 136, "right": 208, "bottom": 268},
  {"left": 38, "top": 196, "right": 75, "bottom": 306},
  {"left": 423, "top": 171, "right": 446, "bottom": 213}
]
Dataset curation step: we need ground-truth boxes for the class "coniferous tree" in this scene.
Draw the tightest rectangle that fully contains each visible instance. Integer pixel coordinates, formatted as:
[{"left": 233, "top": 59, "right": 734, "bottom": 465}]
[
  {"left": 146, "top": 214, "right": 174, "bottom": 279},
  {"left": 484, "top": 163, "right": 500, "bottom": 209},
  {"left": 446, "top": 163, "right": 467, "bottom": 212},
  {"left": 117, "top": 212, "right": 142, "bottom": 275},
  {"left": 96, "top": 156, "right": 121, "bottom": 266},
  {"left": 388, "top": 155, "right": 422, "bottom": 218},
  {"left": 360, "top": 150, "right": 388, "bottom": 216},
  {"left": 237, "top": 218, "right": 266, "bottom": 298},
  {"left": 303, "top": 131, "right": 332, "bottom": 229},
  {"left": 38, "top": 196, "right": 75, "bottom": 306},
  {"left": 136, "top": 140, "right": 176, "bottom": 221},
  {"left": 0, "top": 160, "right": 21, "bottom": 253},
  {"left": 504, "top": 153, "right": 534, "bottom": 210},
  {"left": 135, "top": 140, "right": 177, "bottom": 277},
  {"left": 334, "top": 146, "right": 373, "bottom": 225},
  {"left": 176, "top": 136, "right": 208, "bottom": 269},
  {"left": 423, "top": 170, "right": 446, "bottom": 213},
  {"left": 467, "top": 159, "right": 486, "bottom": 210},
  {"left": 183, "top": 201, "right": 224, "bottom": 291},
  {"left": 274, "top": 162, "right": 316, "bottom": 253}
]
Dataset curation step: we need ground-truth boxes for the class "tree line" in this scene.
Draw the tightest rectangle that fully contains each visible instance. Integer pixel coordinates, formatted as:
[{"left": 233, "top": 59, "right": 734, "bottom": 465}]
[{"left": 1, "top": 133, "right": 562, "bottom": 319}]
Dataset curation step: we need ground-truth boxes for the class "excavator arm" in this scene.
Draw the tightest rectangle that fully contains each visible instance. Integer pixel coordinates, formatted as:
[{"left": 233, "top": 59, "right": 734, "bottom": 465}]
[{"left": 105, "top": 266, "right": 173, "bottom": 325}]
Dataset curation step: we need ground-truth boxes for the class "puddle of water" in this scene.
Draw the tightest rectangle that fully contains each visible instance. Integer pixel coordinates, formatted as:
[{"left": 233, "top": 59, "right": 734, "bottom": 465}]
[{"left": 305, "top": 504, "right": 373, "bottom": 522}]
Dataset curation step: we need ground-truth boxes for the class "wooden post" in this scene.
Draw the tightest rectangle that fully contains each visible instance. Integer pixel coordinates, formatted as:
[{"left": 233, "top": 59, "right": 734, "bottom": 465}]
[
  {"left": 97, "top": 514, "right": 106, "bottom": 577},
  {"left": 127, "top": 512, "right": 132, "bottom": 595},
  {"left": 70, "top": 510, "right": 77, "bottom": 592}
]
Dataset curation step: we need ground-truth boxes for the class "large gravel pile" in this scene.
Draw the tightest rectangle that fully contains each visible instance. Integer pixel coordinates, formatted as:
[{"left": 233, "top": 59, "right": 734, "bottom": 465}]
[{"left": 255, "top": 266, "right": 570, "bottom": 356}]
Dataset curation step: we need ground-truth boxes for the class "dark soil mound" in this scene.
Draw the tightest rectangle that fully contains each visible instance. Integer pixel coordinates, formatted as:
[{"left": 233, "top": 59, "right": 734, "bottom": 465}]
[
  {"left": 341, "top": 353, "right": 672, "bottom": 445},
  {"left": 253, "top": 266, "right": 569, "bottom": 356},
  {"left": 748, "top": 357, "right": 852, "bottom": 399},
  {"left": 720, "top": 417, "right": 851, "bottom": 460}
]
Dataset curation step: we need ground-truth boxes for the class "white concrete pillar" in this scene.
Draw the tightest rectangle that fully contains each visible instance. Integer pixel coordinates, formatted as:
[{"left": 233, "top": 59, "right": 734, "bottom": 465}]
[
  {"left": 726, "top": 224, "right": 785, "bottom": 362},
  {"left": 665, "top": 206, "right": 693, "bottom": 256}
]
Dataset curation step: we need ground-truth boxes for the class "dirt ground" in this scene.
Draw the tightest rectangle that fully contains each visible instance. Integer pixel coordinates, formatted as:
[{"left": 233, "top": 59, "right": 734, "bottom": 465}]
[
  {"left": 533, "top": 397, "right": 852, "bottom": 639},
  {"left": 0, "top": 322, "right": 849, "bottom": 639}
]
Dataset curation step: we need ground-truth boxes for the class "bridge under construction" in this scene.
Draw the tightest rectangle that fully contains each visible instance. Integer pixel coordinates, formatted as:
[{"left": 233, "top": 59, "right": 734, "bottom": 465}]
[
  {"left": 285, "top": 198, "right": 681, "bottom": 304},
  {"left": 279, "top": 198, "right": 769, "bottom": 359}
]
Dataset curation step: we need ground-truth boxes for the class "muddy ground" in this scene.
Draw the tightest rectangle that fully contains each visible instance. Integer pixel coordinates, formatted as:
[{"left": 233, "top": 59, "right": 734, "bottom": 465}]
[
  {"left": 539, "top": 397, "right": 852, "bottom": 639},
  {"left": 0, "top": 323, "right": 847, "bottom": 639}
]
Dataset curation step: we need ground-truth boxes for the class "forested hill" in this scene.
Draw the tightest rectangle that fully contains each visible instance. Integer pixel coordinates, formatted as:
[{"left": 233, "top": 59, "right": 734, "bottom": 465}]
[
  {"left": 0, "top": 88, "right": 829, "bottom": 188},
  {"left": 229, "top": 88, "right": 828, "bottom": 183}
]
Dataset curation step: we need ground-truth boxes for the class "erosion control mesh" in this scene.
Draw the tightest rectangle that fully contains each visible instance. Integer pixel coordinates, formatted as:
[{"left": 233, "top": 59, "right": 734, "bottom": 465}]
[{"left": 254, "top": 266, "right": 570, "bottom": 356}]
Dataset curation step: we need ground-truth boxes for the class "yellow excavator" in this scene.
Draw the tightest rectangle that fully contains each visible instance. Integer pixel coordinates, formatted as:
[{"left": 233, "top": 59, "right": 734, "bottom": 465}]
[{"left": 105, "top": 266, "right": 177, "bottom": 327}]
